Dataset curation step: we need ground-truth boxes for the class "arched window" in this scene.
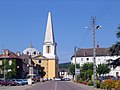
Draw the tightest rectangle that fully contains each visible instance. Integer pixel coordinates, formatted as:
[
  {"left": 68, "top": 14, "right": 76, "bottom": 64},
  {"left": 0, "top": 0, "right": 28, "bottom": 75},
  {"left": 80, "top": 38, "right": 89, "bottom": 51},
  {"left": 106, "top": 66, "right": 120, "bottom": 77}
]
[{"left": 46, "top": 46, "right": 50, "bottom": 53}]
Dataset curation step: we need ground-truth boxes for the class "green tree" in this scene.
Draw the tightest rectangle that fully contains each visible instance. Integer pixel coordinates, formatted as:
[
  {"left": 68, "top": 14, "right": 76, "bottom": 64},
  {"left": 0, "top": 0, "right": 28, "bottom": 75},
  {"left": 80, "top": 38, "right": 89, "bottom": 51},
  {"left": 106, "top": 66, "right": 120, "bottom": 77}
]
[
  {"left": 0, "top": 59, "right": 16, "bottom": 79},
  {"left": 109, "top": 25, "right": 120, "bottom": 56},
  {"left": 116, "top": 25, "right": 120, "bottom": 39},
  {"left": 97, "top": 64, "right": 110, "bottom": 76},
  {"left": 68, "top": 63, "right": 80, "bottom": 79},
  {"left": 80, "top": 63, "right": 93, "bottom": 81},
  {"left": 38, "top": 66, "right": 46, "bottom": 78}
]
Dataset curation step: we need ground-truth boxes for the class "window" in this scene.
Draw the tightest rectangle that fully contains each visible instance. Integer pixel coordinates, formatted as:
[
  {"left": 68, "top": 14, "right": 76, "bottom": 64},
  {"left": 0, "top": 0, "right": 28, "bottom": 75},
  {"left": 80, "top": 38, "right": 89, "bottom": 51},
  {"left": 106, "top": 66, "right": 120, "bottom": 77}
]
[
  {"left": 81, "top": 58, "right": 83, "bottom": 62},
  {"left": 86, "top": 58, "right": 89, "bottom": 61},
  {"left": 27, "top": 51, "right": 29, "bottom": 55},
  {"left": 46, "top": 46, "right": 50, "bottom": 53},
  {"left": 9, "top": 60, "right": 12, "bottom": 66},
  {"left": 0, "top": 61, "right": 2, "bottom": 65},
  {"left": 39, "top": 60, "right": 42, "bottom": 64},
  {"left": 33, "top": 51, "right": 36, "bottom": 55}
]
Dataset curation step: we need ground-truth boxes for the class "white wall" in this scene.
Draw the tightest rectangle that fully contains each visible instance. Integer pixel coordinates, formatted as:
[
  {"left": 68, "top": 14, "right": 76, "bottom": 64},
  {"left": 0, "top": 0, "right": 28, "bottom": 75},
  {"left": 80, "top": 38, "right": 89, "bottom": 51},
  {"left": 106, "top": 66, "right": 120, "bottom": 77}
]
[{"left": 71, "top": 55, "right": 120, "bottom": 76}]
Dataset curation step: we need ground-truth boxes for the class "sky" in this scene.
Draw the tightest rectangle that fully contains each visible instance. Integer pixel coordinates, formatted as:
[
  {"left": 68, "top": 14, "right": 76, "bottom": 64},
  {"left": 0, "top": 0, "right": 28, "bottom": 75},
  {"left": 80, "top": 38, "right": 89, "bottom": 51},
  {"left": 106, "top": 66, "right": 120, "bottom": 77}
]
[{"left": 0, "top": 0, "right": 120, "bottom": 63}]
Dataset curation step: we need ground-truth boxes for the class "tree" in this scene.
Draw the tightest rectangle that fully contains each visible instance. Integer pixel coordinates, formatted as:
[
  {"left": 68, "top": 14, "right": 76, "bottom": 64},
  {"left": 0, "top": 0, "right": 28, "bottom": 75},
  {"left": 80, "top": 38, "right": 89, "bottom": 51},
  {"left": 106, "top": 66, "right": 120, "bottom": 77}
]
[
  {"left": 97, "top": 64, "right": 110, "bottom": 76},
  {"left": 80, "top": 63, "right": 93, "bottom": 81},
  {"left": 0, "top": 59, "right": 16, "bottom": 79},
  {"left": 109, "top": 42, "right": 120, "bottom": 56},
  {"left": 108, "top": 25, "right": 120, "bottom": 68},
  {"left": 109, "top": 25, "right": 120, "bottom": 56},
  {"left": 68, "top": 63, "right": 80, "bottom": 79},
  {"left": 116, "top": 25, "right": 120, "bottom": 39},
  {"left": 38, "top": 66, "right": 46, "bottom": 78}
]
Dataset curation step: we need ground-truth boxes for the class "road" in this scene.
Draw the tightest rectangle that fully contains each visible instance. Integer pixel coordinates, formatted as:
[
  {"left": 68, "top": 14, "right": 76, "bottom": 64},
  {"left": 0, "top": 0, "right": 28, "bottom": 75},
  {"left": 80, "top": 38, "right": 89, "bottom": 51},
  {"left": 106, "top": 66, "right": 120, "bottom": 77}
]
[
  {"left": 27, "top": 81, "right": 87, "bottom": 90},
  {"left": 0, "top": 81, "right": 102, "bottom": 90}
]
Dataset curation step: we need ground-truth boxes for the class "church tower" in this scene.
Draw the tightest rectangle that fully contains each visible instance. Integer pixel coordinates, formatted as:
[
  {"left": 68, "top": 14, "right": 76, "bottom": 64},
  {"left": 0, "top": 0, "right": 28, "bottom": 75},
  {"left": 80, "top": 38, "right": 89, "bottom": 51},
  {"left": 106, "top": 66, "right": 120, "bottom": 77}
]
[
  {"left": 43, "top": 12, "right": 57, "bottom": 59},
  {"left": 43, "top": 12, "right": 58, "bottom": 79}
]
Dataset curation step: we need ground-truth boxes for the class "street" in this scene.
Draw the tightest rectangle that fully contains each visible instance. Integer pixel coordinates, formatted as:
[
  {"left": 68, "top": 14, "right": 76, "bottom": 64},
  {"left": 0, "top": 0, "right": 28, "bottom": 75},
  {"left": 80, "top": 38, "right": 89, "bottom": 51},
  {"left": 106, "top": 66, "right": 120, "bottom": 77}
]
[
  {"left": 27, "top": 81, "right": 102, "bottom": 90},
  {"left": 0, "top": 81, "right": 102, "bottom": 90}
]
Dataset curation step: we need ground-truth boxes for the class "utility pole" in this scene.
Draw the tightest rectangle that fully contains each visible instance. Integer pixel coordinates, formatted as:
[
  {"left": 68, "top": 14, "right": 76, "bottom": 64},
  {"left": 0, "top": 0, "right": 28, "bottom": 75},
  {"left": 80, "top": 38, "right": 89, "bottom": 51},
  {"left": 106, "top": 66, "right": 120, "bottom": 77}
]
[
  {"left": 3, "top": 49, "right": 6, "bottom": 81},
  {"left": 74, "top": 46, "right": 77, "bottom": 82},
  {"left": 92, "top": 16, "right": 97, "bottom": 88}
]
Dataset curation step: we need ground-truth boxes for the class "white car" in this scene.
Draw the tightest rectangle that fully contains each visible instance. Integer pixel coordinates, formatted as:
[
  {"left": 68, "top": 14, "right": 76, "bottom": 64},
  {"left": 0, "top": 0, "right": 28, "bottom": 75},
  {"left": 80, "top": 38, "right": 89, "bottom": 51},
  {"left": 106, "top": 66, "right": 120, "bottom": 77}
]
[{"left": 54, "top": 78, "right": 61, "bottom": 81}]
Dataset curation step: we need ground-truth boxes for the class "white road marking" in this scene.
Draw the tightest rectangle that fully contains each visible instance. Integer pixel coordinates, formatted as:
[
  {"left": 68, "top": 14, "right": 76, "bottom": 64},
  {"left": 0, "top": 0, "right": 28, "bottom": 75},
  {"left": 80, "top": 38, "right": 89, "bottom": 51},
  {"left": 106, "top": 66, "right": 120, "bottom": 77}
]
[{"left": 55, "top": 82, "right": 57, "bottom": 90}]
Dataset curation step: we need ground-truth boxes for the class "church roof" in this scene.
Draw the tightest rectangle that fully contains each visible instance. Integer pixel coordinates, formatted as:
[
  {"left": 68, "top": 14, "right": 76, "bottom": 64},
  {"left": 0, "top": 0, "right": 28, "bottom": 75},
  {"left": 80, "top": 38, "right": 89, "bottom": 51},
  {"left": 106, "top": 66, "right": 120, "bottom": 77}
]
[
  {"left": 44, "top": 12, "right": 55, "bottom": 44},
  {"left": 23, "top": 44, "right": 40, "bottom": 56}
]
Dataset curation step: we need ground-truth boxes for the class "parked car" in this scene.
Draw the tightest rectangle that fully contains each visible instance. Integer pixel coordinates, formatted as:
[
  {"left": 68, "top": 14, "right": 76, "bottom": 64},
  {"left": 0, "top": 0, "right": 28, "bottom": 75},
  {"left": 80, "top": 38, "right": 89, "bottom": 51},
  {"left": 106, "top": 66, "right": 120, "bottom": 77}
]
[
  {"left": 0, "top": 80, "right": 17, "bottom": 86},
  {"left": 22, "top": 79, "right": 28, "bottom": 85},
  {"left": 7, "top": 80, "right": 18, "bottom": 86},
  {"left": 64, "top": 78, "right": 71, "bottom": 81},
  {"left": 54, "top": 78, "right": 61, "bottom": 81},
  {"left": 11, "top": 79, "right": 25, "bottom": 85},
  {"left": 16, "top": 79, "right": 26, "bottom": 85}
]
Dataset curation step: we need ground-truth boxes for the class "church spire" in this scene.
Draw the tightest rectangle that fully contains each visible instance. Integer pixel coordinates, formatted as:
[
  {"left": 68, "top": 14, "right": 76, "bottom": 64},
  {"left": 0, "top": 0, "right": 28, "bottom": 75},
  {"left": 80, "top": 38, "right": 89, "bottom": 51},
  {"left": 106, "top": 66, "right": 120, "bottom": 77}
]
[
  {"left": 44, "top": 12, "right": 55, "bottom": 44},
  {"left": 43, "top": 12, "right": 57, "bottom": 59}
]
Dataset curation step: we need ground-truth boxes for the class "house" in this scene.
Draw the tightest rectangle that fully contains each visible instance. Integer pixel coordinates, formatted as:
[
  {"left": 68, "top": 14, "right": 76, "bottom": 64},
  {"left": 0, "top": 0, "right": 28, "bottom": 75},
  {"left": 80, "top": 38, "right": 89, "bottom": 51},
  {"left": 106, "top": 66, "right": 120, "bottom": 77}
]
[
  {"left": 0, "top": 49, "right": 39, "bottom": 79},
  {"left": 71, "top": 47, "right": 120, "bottom": 77},
  {"left": 0, "top": 49, "right": 23, "bottom": 79}
]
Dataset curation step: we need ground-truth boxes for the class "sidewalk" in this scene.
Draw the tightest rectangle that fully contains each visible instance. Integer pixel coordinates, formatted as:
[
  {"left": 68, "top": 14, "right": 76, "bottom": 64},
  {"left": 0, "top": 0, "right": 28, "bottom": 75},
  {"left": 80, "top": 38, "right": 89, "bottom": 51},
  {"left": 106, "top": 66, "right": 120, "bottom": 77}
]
[{"left": 73, "top": 82, "right": 103, "bottom": 90}]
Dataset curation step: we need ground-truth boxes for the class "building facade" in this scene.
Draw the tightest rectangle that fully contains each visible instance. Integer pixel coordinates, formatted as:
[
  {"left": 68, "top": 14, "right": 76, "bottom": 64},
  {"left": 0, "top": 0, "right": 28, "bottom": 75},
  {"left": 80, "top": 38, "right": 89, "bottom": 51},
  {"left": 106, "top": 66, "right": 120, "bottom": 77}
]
[{"left": 71, "top": 47, "right": 120, "bottom": 77}]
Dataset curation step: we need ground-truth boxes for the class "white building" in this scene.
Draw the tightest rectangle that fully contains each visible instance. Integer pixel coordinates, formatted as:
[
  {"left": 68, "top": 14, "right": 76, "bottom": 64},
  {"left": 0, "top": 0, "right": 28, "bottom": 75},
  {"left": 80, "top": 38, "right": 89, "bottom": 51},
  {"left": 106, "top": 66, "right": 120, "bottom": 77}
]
[{"left": 71, "top": 47, "right": 120, "bottom": 77}]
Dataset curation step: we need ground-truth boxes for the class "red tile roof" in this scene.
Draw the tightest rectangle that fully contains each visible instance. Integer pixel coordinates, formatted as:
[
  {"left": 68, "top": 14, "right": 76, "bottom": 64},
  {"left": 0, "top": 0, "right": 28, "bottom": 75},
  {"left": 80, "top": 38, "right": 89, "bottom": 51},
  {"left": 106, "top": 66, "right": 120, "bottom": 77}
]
[
  {"left": 0, "top": 49, "right": 20, "bottom": 59},
  {"left": 72, "top": 48, "right": 110, "bottom": 58}
]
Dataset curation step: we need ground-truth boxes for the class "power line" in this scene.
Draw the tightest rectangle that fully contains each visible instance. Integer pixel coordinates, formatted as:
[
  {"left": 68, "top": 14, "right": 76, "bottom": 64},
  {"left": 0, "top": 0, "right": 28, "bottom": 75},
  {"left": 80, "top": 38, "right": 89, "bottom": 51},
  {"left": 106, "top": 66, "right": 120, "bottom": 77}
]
[{"left": 96, "top": 0, "right": 118, "bottom": 22}]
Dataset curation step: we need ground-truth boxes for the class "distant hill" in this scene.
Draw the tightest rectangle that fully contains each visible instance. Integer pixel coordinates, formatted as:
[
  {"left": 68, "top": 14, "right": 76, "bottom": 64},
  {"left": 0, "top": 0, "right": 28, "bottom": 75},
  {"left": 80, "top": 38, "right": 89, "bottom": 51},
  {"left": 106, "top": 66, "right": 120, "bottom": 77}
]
[{"left": 59, "top": 62, "right": 71, "bottom": 69}]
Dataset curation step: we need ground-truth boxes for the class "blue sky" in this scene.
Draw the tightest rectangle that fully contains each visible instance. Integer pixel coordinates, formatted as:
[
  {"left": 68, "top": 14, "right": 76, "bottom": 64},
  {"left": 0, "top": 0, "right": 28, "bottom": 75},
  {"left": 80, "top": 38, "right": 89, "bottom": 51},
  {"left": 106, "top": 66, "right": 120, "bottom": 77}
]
[{"left": 0, "top": 0, "right": 120, "bottom": 63}]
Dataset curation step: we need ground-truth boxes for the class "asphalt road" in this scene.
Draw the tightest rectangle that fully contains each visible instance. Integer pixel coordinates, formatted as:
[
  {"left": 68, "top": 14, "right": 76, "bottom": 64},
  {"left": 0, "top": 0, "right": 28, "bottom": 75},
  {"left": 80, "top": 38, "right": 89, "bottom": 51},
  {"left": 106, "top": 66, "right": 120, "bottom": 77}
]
[
  {"left": 0, "top": 81, "right": 102, "bottom": 90},
  {"left": 27, "top": 81, "right": 88, "bottom": 90}
]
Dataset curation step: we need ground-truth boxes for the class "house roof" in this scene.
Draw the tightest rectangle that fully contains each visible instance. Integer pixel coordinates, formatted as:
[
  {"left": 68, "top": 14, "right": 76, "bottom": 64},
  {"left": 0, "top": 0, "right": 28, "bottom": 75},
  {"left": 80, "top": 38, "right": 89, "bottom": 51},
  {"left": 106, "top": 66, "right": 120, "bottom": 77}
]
[
  {"left": 72, "top": 47, "right": 110, "bottom": 58},
  {"left": 0, "top": 49, "right": 20, "bottom": 59}
]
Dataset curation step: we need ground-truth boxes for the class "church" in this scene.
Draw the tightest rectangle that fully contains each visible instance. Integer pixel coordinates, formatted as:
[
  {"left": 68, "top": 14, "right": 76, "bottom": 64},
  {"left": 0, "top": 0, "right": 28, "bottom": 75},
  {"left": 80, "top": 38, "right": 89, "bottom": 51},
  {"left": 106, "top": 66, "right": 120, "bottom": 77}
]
[{"left": 23, "top": 12, "right": 59, "bottom": 79}]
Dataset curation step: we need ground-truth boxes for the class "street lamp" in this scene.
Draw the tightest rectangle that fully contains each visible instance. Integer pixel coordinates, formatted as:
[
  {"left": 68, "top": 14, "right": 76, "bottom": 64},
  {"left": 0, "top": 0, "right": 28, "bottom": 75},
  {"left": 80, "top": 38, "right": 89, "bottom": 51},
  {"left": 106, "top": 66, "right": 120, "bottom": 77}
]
[
  {"left": 86, "top": 17, "right": 101, "bottom": 88},
  {"left": 92, "top": 17, "right": 101, "bottom": 88}
]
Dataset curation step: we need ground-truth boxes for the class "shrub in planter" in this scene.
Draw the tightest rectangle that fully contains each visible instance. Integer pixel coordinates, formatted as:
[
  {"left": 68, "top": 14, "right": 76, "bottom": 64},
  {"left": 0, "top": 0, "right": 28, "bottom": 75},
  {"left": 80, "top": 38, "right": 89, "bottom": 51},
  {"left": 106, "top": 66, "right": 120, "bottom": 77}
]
[
  {"left": 88, "top": 80, "right": 93, "bottom": 86},
  {"left": 78, "top": 79, "right": 84, "bottom": 83},
  {"left": 96, "top": 80, "right": 101, "bottom": 88},
  {"left": 100, "top": 81, "right": 105, "bottom": 89},
  {"left": 104, "top": 79, "right": 114, "bottom": 90},
  {"left": 115, "top": 80, "right": 120, "bottom": 90}
]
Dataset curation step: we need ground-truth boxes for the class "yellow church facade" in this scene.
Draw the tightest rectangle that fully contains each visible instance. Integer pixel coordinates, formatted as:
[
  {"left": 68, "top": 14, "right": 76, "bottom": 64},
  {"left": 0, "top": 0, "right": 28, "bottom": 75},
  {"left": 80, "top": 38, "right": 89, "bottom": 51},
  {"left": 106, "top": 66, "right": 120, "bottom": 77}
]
[
  {"left": 32, "top": 55, "right": 58, "bottom": 79},
  {"left": 32, "top": 12, "right": 59, "bottom": 79}
]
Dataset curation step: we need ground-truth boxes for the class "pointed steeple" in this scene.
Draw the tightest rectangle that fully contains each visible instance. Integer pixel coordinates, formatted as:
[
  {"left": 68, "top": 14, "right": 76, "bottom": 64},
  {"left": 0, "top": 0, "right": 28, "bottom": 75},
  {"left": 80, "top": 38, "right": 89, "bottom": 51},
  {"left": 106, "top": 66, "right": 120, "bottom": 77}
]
[
  {"left": 43, "top": 12, "right": 57, "bottom": 59},
  {"left": 44, "top": 12, "right": 55, "bottom": 44}
]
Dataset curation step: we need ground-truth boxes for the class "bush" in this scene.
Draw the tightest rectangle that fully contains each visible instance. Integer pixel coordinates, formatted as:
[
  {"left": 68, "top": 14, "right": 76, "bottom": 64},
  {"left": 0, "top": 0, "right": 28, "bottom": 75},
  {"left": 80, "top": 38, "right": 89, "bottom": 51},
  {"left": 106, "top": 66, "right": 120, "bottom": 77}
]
[
  {"left": 100, "top": 79, "right": 115, "bottom": 90},
  {"left": 96, "top": 80, "right": 101, "bottom": 88},
  {"left": 77, "top": 79, "right": 84, "bottom": 83},
  {"left": 100, "top": 81, "right": 105, "bottom": 89},
  {"left": 115, "top": 80, "right": 120, "bottom": 90},
  {"left": 88, "top": 80, "right": 93, "bottom": 86}
]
